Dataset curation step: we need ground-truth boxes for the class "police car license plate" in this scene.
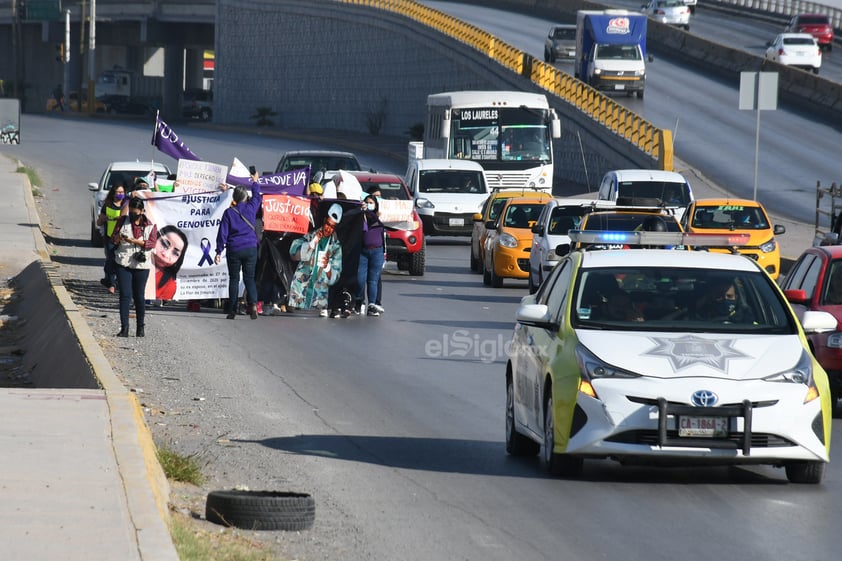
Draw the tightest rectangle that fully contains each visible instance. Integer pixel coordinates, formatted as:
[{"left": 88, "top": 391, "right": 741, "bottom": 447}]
[
  {"left": 678, "top": 416, "right": 728, "bottom": 437},
  {"left": 449, "top": 218, "right": 464, "bottom": 226}
]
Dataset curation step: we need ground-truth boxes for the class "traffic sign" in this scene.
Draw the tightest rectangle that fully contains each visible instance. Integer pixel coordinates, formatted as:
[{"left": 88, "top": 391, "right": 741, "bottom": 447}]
[{"left": 25, "top": 0, "right": 62, "bottom": 21}]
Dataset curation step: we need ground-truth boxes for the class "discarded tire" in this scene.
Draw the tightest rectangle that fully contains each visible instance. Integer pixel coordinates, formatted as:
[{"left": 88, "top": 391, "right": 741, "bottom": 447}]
[{"left": 205, "top": 490, "right": 315, "bottom": 531}]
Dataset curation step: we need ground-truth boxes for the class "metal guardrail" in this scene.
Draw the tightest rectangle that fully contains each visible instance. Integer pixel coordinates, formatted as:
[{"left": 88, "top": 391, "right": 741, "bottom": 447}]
[
  {"left": 342, "top": 0, "right": 673, "bottom": 170},
  {"left": 706, "top": 0, "right": 842, "bottom": 28}
]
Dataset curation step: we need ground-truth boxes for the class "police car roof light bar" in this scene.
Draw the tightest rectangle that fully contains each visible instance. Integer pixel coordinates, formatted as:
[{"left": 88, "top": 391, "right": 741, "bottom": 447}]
[{"left": 567, "top": 230, "right": 750, "bottom": 248}]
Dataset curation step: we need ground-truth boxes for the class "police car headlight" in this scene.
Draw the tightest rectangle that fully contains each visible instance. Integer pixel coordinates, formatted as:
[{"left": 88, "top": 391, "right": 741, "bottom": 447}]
[
  {"left": 760, "top": 240, "right": 777, "bottom": 253},
  {"left": 576, "top": 345, "right": 640, "bottom": 381},
  {"left": 499, "top": 233, "right": 518, "bottom": 248},
  {"left": 764, "top": 350, "right": 813, "bottom": 386},
  {"left": 416, "top": 198, "right": 434, "bottom": 209},
  {"left": 593, "top": 68, "right": 602, "bottom": 75}
]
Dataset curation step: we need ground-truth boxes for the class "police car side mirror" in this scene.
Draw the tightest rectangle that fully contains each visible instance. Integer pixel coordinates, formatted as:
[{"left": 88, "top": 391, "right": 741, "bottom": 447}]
[
  {"left": 555, "top": 243, "right": 570, "bottom": 256},
  {"left": 531, "top": 224, "right": 543, "bottom": 235}
]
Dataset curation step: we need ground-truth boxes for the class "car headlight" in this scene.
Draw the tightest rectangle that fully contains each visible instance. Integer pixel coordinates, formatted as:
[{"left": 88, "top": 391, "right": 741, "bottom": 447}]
[
  {"left": 635, "top": 69, "right": 645, "bottom": 77},
  {"left": 498, "top": 233, "right": 518, "bottom": 248},
  {"left": 764, "top": 350, "right": 819, "bottom": 403},
  {"left": 827, "top": 333, "right": 842, "bottom": 349},
  {"left": 576, "top": 344, "right": 641, "bottom": 381},
  {"left": 416, "top": 198, "right": 434, "bottom": 209},
  {"left": 759, "top": 239, "right": 777, "bottom": 253},
  {"left": 593, "top": 68, "right": 602, "bottom": 75}
]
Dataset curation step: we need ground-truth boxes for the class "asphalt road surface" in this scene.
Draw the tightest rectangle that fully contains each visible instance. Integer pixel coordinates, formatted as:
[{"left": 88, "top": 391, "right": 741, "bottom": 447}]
[{"left": 2, "top": 114, "right": 840, "bottom": 561}]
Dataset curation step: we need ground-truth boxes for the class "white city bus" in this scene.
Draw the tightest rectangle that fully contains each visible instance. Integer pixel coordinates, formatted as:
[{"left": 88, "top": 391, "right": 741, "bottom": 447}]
[{"left": 422, "top": 91, "right": 562, "bottom": 191}]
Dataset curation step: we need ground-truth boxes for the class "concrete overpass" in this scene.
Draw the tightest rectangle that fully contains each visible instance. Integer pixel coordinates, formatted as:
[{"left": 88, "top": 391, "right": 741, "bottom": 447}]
[{"left": 0, "top": 0, "right": 214, "bottom": 118}]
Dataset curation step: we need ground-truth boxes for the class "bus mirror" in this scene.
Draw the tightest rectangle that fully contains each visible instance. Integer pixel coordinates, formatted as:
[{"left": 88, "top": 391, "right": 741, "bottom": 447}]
[
  {"left": 441, "top": 117, "right": 450, "bottom": 140},
  {"left": 551, "top": 117, "right": 561, "bottom": 138}
]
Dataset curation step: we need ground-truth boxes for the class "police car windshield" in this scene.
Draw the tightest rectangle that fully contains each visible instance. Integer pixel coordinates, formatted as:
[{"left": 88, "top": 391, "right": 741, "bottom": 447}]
[{"left": 572, "top": 267, "right": 795, "bottom": 333}]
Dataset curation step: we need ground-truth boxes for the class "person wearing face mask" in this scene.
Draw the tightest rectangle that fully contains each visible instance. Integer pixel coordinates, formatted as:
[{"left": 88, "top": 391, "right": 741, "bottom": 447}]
[
  {"left": 214, "top": 171, "right": 262, "bottom": 320},
  {"left": 287, "top": 204, "right": 344, "bottom": 316},
  {"left": 97, "top": 181, "right": 128, "bottom": 294},
  {"left": 356, "top": 194, "right": 386, "bottom": 316},
  {"left": 111, "top": 197, "right": 158, "bottom": 337},
  {"left": 695, "top": 278, "right": 753, "bottom": 323}
]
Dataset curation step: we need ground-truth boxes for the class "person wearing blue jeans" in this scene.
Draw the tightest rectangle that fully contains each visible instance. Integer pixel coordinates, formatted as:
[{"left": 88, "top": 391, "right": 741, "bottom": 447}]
[
  {"left": 215, "top": 172, "right": 262, "bottom": 320},
  {"left": 111, "top": 197, "right": 157, "bottom": 337},
  {"left": 357, "top": 194, "right": 386, "bottom": 317}
]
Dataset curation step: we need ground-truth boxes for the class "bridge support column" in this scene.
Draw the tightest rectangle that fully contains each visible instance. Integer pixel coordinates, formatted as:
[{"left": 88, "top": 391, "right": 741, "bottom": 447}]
[{"left": 162, "top": 44, "right": 185, "bottom": 122}]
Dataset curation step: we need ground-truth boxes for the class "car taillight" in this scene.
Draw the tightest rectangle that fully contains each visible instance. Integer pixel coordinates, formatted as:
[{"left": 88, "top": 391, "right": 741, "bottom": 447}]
[{"left": 778, "top": 48, "right": 785, "bottom": 56}]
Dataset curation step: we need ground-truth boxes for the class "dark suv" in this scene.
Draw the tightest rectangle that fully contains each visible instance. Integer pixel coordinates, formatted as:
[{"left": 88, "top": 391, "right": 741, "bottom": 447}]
[
  {"left": 182, "top": 88, "right": 213, "bottom": 121},
  {"left": 275, "top": 150, "right": 362, "bottom": 175}
]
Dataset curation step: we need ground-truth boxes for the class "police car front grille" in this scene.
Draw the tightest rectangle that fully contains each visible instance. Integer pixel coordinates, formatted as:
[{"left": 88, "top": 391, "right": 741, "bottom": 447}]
[{"left": 605, "top": 430, "right": 795, "bottom": 448}]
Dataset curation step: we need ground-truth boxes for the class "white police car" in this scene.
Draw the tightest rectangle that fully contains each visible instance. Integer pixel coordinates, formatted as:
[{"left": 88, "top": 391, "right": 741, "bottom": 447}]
[{"left": 506, "top": 230, "right": 837, "bottom": 483}]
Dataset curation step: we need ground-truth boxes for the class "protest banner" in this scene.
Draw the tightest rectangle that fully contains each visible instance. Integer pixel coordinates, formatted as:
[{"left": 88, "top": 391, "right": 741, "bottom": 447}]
[
  {"left": 176, "top": 160, "right": 228, "bottom": 194},
  {"left": 138, "top": 189, "right": 231, "bottom": 301},
  {"left": 262, "top": 194, "right": 312, "bottom": 234},
  {"left": 379, "top": 199, "right": 414, "bottom": 226}
]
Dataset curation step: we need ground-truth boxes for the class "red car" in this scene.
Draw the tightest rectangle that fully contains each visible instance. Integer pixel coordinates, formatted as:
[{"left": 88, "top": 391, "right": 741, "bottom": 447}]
[
  {"left": 780, "top": 245, "right": 842, "bottom": 408},
  {"left": 785, "top": 14, "right": 834, "bottom": 51},
  {"left": 349, "top": 171, "right": 426, "bottom": 276}
]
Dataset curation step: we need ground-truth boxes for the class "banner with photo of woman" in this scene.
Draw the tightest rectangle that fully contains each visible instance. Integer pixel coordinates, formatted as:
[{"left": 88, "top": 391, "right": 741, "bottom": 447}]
[{"left": 137, "top": 161, "right": 231, "bottom": 300}]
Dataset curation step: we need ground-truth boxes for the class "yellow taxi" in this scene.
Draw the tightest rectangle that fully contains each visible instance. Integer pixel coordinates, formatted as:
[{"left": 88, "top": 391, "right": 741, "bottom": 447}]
[
  {"left": 483, "top": 195, "right": 551, "bottom": 287},
  {"left": 471, "top": 189, "right": 551, "bottom": 273},
  {"left": 680, "top": 198, "right": 786, "bottom": 279}
]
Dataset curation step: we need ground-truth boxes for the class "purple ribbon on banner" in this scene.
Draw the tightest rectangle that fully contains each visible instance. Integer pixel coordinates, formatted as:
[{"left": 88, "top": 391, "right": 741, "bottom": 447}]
[{"left": 197, "top": 238, "right": 213, "bottom": 266}]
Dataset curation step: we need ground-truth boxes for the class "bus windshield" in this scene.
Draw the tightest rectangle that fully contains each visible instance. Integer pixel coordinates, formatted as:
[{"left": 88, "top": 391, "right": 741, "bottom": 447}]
[{"left": 448, "top": 107, "right": 551, "bottom": 164}]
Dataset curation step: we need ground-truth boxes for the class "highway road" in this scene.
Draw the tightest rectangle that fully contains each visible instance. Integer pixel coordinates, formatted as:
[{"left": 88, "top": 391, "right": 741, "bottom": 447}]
[
  {"left": 3, "top": 113, "right": 840, "bottom": 561},
  {"left": 424, "top": 1, "right": 842, "bottom": 228}
]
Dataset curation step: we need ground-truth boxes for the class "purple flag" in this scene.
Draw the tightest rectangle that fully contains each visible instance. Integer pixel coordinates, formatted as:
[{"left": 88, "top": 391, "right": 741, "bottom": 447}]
[{"left": 151, "top": 113, "right": 201, "bottom": 161}]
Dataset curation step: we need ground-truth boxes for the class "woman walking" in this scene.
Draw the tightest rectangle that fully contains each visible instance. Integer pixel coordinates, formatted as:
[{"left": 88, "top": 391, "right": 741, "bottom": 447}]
[
  {"left": 214, "top": 172, "right": 262, "bottom": 319},
  {"left": 111, "top": 197, "right": 157, "bottom": 337},
  {"left": 97, "top": 181, "right": 127, "bottom": 293},
  {"left": 356, "top": 194, "right": 386, "bottom": 316}
]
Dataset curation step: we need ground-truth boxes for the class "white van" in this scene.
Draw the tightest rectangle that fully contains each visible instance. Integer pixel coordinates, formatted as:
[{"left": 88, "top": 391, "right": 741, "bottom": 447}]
[
  {"left": 597, "top": 169, "right": 694, "bottom": 222},
  {"left": 405, "top": 158, "right": 490, "bottom": 236}
]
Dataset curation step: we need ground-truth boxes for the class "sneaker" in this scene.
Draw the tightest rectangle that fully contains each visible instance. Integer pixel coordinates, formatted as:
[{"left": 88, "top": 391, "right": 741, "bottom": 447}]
[
  {"left": 371, "top": 304, "right": 385, "bottom": 314},
  {"left": 267, "top": 304, "right": 282, "bottom": 316},
  {"left": 331, "top": 309, "right": 344, "bottom": 319},
  {"left": 367, "top": 305, "right": 380, "bottom": 317},
  {"left": 256, "top": 302, "right": 264, "bottom": 315},
  {"left": 319, "top": 309, "right": 329, "bottom": 318}
]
